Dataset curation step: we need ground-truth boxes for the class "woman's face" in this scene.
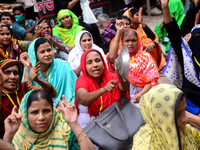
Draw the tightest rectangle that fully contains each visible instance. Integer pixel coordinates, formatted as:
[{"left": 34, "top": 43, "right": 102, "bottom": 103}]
[
  {"left": 0, "top": 26, "right": 11, "bottom": 47},
  {"left": 28, "top": 98, "right": 53, "bottom": 134},
  {"left": 85, "top": 51, "right": 104, "bottom": 79},
  {"left": 177, "top": 97, "right": 187, "bottom": 132},
  {"left": 42, "top": 22, "right": 51, "bottom": 31},
  {"left": 2, "top": 65, "right": 19, "bottom": 92},
  {"left": 60, "top": 15, "right": 72, "bottom": 29},
  {"left": 122, "top": 19, "right": 131, "bottom": 29},
  {"left": 80, "top": 33, "right": 92, "bottom": 52},
  {"left": 36, "top": 42, "right": 53, "bottom": 65},
  {"left": 122, "top": 32, "right": 138, "bottom": 53},
  {"left": 132, "top": 12, "right": 140, "bottom": 24}
]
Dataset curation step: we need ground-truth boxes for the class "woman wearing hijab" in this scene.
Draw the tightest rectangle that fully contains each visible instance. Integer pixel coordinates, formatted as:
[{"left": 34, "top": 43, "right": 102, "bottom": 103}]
[
  {"left": 161, "top": 0, "right": 200, "bottom": 115},
  {"left": 132, "top": 84, "right": 200, "bottom": 150},
  {"left": 52, "top": 9, "right": 84, "bottom": 48},
  {"left": 108, "top": 24, "right": 159, "bottom": 103},
  {"left": 0, "top": 24, "right": 31, "bottom": 60},
  {"left": 22, "top": 37, "right": 77, "bottom": 107},
  {"left": 33, "top": 20, "right": 70, "bottom": 61},
  {"left": 68, "top": 30, "right": 106, "bottom": 76},
  {"left": 3, "top": 90, "right": 95, "bottom": 150},
  {"left": 110, "top": 11, "right": 166, "bottom": 71},
  {"left": 75, "top": 49, "right": 129, "bottom": 127},
  {"left": 0, "top": 59, "right": 56, "bottom": 138}
]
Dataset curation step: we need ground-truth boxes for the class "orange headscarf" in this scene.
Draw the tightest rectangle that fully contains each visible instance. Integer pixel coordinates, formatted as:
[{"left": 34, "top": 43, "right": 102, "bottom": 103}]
[{"left": 121, "top": 29, "right": 159, "bottom": 87}]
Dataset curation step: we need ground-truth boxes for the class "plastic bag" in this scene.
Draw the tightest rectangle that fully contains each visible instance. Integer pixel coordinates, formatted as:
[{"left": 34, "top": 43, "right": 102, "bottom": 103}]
[
  {"left": 80, "top": 0, "right": 98, "bottom": 24},
  {"left": 124, "top": 0, "right": 131, "bottom": 5}
]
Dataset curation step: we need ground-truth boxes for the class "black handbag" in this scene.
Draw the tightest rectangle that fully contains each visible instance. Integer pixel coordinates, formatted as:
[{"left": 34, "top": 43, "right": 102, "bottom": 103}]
[{"left": 84, "top": 95, "right": 145, "bottom": 150}]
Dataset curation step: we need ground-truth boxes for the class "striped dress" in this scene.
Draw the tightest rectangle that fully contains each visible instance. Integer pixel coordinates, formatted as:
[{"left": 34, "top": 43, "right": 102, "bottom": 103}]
[{"left": 12, "top": 90, "right": 80, "bottom": 150}]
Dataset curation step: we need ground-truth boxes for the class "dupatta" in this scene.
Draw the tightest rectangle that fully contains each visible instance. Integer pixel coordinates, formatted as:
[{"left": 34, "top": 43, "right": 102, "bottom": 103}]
[
  {"left": 12, "top": 90, "right": 79, "bottom": 150},
  {"left": 121, "top": 29, "right": 159, "bottom": 87},
  {"left": 25, "top": 37, "right": 77, "bottom": 106},
  {"left": 133, "top": 84, "right": 199, "bottom": 150},
  {"left": 68, "top": 30, "right": 106, "bottom": 71},
  {"left": 52, "top": 9, "right": 84, "bottom": 46},
  {"left": 75, "top": 49, "right": 129, "bottom": 117}
]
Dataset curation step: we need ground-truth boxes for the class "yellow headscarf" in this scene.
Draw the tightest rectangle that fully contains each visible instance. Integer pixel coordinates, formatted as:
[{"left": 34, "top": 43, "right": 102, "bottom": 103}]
[
  {"left": 12, "top": 90, "right": 80, "bottom": 150},
  {"left": 132, "top": 84, "right": 200, "bottom": 150}
]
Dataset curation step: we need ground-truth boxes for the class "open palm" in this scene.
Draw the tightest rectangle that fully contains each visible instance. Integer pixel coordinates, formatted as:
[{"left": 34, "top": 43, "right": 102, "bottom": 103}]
[
  {"left": 58, "top": 95, "right": 78, "bottom": 124},
  {"left": 161, "top": 0, "right": 169, "bottom": 6}
]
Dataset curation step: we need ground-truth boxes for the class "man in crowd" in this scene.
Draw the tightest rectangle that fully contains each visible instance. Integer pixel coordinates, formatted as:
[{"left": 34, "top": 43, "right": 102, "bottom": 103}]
[{"left": 12, "top": 6, "right": 38, "bottom": 40}]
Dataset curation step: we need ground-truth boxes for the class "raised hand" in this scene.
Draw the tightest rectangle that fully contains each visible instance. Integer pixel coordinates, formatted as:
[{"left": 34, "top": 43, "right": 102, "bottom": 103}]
[
  {"left": 57, "top": 95, "right": 78, "bottom": 125},
  {"left": 161, "top": 0, "right": 169, "bottom": 8},
  {"left": 0, "top": 4, "right": 5, "bottom": 13},
  {"left": 194, "top": 0, "right": 200, "bottom": 7},
  {"left": 138, "top": 7, "right": 143, "bottom": 24},
  {"left": 31, "top": 62, "right": 41, "bottom": 81},
  {"left": 35, "top": 20, "right": 46, "bottom": 34},
  {"left": 104, "top": 80, "right": 117, "bottom": 93},
  {"left": 20, "top": 52, "right": 32, "bottom": 68},
  {"left": 4, "top": 106, "right": 22, "bottom": 143},
  {"left": 115, "top": 19, "right": 125, "bottom": 32}
]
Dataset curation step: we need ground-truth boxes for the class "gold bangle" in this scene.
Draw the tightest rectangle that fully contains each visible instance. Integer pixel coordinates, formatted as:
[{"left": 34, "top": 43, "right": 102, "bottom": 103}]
[
  {"left": 77, "top": 129, "right": 84, "bottom": 139},
  {"left": 78, "top": 134, "right": 87, "bottom": 143}
]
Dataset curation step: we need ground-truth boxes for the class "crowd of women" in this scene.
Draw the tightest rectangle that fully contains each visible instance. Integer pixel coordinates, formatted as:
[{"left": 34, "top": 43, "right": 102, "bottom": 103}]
[{"left": 0, "top": 0, "right": 200, "bottom": 149}]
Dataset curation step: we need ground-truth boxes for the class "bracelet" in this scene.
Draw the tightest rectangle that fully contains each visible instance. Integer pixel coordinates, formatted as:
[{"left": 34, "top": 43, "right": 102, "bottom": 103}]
[
  {"left": 77, "top": 129, "right": 84, "bottom": 139},
  {"left": 78, "top": 134, "right": 87, "bottom": 143}
]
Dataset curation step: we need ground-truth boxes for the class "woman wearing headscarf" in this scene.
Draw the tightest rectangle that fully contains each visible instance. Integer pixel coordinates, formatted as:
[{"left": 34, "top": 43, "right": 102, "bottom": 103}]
[
  {"left": 154, "top": 0, "right": 185, "bottom": 53},
  {"left": 33, "top": 20, "right": 70, "bottom": 61},
  {"left": 22, "top": 37, "right": 77, "bottom": 106},
  {"left": 108, "top": 25, "right": 159, "bottom": 103},
  {"left": 3, "top": 90, "right": 95, "bottom": 149},
  {"left": 52, "top": 9, "right": 84, "bottom": 48},
  {"left": 68, "top": 30, "right": 106, "bottom": 76},
  {"left": 0, "top": 24, "right": 31, "bottom": 60},
  {"left": 0, "top": 59, "right": 56, "bottom": 138},
  {"left": 161, "top": 0, "right": 200, "bottom": 115},
  {"left": 75, "top": 49, "right": 129, "bottom": 127},
  {"left": 132, "top": 84, "right": 200, "bottom": 150},
  {"left": 111, "top": 9, "right": 166, "bottom": 71}
]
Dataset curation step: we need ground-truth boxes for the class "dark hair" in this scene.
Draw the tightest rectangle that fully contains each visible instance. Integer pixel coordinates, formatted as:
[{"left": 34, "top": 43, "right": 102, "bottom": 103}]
[
  {"left": 27, "top": 90, "right": 53, "bottom": 109},
  {"left": 118, "top": 15, "right": 131, "bottom": 24},
  {"left": 122, "top": 29, "right": 137, "bottom": 41},
  {"left": 13, "top": 6, "right": 25, "bottom": 14},
  {"left": 85, "top": 50, "right": 104, "bottom": 74},
  {"left": 35, "top": 37, "right": 52, "bottom": 53},
  {"left": 130, "top": 8, "right": 139, "bottom": 16},
  {"left": 0, "top": 24, "right": 13, "bottom": 36},
  {"left": 0, "top": 12, "right": 12, "bottom": 21}
]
